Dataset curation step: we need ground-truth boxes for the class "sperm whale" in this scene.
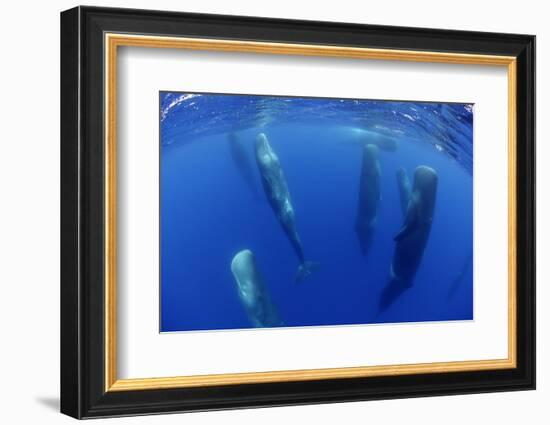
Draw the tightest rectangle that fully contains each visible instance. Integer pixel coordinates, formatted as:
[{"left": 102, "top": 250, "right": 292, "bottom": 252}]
[
  {"left": 380, "top": 166, "right": 438, "bottom": 312},
  {"left": 355, "top": 144, "right": 381, "bottom": 257},
  {"left": 254, "top": 133, "right": 319, "bottom": 282},
  {"left": 228, "top": 132, "right": 259, "bottom": 198},
  {"left": 231, "top": 249, "right": 283, "bottom": 328}
]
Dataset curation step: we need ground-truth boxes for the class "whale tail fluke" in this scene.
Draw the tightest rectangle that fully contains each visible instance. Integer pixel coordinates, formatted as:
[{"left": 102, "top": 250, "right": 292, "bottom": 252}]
[
  {"left": 378, "top": 273, "right": 414, "bottom": 314},
  {"left": 295, "top": 261, "right": 320, "bottom": 283}
]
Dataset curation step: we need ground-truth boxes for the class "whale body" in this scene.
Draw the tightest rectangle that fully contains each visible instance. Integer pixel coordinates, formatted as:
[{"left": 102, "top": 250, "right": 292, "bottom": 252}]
[
  {"left": 230, "top": 249, "right": 283, "bottom": 328},
  {"left": 347, "top": 128, "right": 398, "bottom": 152},
  {"left": 396, "top": 167, "right": 412, "bottom": 216},
  {"left": 355, "top": 144, "right": 381, "bottom": 257},
  {"left": 254, "top": 133, "right": 318, "bottom": 282},
  {"left": 228, "top": 132, "right": 259, "bottom": 198},
  {"left": 448, "top": 252, "right": 472, "bottom": 300},
  {"left": 380, "top": 166, "right": 438, "bottom": 312}
]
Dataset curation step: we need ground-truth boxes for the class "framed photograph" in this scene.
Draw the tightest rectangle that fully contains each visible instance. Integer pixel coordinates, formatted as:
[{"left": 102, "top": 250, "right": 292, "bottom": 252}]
[{"left": 60, "top": 6, "right": 535, "bottom": 419}]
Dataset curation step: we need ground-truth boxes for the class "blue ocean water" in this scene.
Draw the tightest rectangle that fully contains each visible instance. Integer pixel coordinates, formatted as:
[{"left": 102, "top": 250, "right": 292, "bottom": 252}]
[{"left": 160, "top": 92, "right": 473, "bottom": 332}]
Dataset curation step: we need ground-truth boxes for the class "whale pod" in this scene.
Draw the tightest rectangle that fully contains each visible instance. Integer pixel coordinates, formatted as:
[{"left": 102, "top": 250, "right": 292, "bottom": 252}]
[{"left": 230, "top": 249, "right": 283, "bottom": 328}]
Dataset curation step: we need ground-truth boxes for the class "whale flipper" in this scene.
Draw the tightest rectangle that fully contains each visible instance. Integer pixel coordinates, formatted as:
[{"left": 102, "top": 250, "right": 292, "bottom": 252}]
[{"left": 295, "top": 261, "right": 320, "bottom": 283}]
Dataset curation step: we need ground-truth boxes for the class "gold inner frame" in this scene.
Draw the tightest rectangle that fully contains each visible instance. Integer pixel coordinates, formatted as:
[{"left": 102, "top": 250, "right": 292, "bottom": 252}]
[{"left": 104, "top": 33, "right": 517, "bottom": 392}]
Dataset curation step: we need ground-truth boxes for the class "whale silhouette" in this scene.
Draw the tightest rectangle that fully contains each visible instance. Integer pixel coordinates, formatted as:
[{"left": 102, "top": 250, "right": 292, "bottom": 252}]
[
  {"left": 228, "top": 132, "right": 259, "bottom": 198},
  {"left": 380, "top": 166, "right": 438, "bottom": 312},
  {"left": 355, "top": 144, "right": 381, "bottom": 257}
]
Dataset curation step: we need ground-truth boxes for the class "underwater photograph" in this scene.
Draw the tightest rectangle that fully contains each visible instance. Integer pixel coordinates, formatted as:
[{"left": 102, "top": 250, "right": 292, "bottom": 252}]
[{"left": 160, "top": 91, "right": 474, "bottom": 333}]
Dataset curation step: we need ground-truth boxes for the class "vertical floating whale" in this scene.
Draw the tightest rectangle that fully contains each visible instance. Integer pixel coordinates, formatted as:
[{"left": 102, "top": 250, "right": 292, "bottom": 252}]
[
  {"left": 254, "top": 133, "right": 318, "bottom": 282},
  {"left": 230, "top": 249, "right": 283, "bottom": 328},
  {"left": 355, "top": 144, "right": 381, "bottom": 257},
  {"left": 228, "top": 132, "right": 259, "bottom": 198},
  {"left": 447, "top": 252, "right": 473, "bottom": 299},
  {"left": 380, "top": 166, "right": 438, "bottom": 312},
  {"left": 396, "top": 167, "right": 412, "bottom": 216}
]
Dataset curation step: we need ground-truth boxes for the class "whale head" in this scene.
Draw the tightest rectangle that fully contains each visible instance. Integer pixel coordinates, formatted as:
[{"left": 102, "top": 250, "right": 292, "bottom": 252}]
[
  {"left": 414, "top": 166, "right": 437, "bottom": 189},
  {"left": 255, "top": 133, "right": 269, "bottom": 152},
  {"left": 396, "top": 167, "right": 407, "bottom": 182},
  {"left": 255, "top": 133, "right": 276, "bottom": 166},
  {"left": 230, "top": 249, "right": 259, "bottom": 307},
  {"left": 362, "top": 144, "right": 380, "bottom": 171},
  {"left": 230, "top": 249, "right": 283, "bottom": 328},
  {"left": 413, "top": 166, "right": 438, "bottom": 217}
]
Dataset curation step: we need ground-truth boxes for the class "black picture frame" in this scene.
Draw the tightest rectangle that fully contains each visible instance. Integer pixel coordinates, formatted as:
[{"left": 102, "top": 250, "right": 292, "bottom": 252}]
[{"left": 61, "top": 5, "right": 535, "bottom": 419}]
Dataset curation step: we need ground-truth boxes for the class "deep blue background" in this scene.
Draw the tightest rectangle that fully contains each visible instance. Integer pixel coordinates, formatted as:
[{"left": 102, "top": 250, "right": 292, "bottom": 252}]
[{"left": 160, "top": 93, "right": 473, "bottom": 332}]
